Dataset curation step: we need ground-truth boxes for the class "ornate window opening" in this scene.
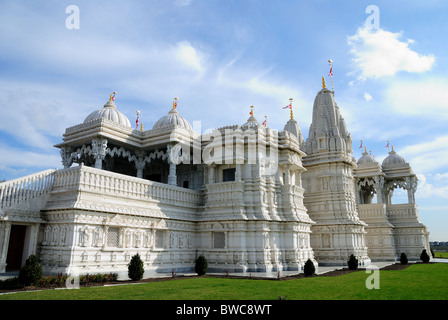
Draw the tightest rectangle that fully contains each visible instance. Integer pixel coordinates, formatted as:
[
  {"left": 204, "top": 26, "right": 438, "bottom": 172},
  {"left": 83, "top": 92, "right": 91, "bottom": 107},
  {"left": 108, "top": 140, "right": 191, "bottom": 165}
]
[
  {"left": 213, "top": 231, "right": 226, "bottom": 249},
  {"left": 106, "top": 227, "right": 120, "bottom": 247},
  {"left": 155, "top": 229, "right": 164, "bottom": 248}
]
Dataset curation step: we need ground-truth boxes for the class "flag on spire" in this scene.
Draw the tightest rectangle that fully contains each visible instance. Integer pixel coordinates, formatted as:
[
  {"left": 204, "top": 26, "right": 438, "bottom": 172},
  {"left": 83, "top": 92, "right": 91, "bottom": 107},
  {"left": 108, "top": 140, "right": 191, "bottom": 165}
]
[
  {"left": 386, "top": 140, "right": 390, "bottom": 148},
  {"left": 173, "top": 97, "right": 178, "bottom": 109},
  {"left": 249, "top": 105, "right": 254, "bottom": 117},
  {"left": 262, "top": 116, "right": 267, "bottom": 127},
  {"left": 110, "top": 91, "right": 117, "bottom": 102},
  {"left": 328, "top": 60, "right": 334, "bottom": 92},
  {"left": 136, "top": 110, "right": 140, "bottom": 129},
  {"left": 359, "top": 140, "right": 363, "bottom": 149}
]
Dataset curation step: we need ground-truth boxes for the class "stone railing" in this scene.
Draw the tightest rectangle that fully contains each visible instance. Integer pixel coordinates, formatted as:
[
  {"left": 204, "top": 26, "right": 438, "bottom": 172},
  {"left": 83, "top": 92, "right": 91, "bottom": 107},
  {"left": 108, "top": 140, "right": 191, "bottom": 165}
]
[
  {"left": 52, "top": 165, "right": 203, "bottom": 208},
  {"left": 357, "top": 203, "right": 387, "bottom": 218},
  {"left": 0, "top": 169, "right": 56, "bottom": 210},
  {"left": 386, "top": 203, "right": 420, "bottom": 221}
]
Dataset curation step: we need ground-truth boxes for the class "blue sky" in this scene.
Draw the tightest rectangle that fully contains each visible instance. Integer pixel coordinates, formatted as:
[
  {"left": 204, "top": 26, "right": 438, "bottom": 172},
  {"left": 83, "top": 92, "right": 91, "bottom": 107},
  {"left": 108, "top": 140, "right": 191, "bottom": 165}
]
[{"left": 0, "top": 0, "right": 447, "bottom": 240}]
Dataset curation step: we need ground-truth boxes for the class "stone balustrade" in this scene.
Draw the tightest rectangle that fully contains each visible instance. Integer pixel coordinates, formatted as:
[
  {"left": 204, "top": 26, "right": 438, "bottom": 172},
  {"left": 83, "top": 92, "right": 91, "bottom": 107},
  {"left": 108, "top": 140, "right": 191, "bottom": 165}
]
[
  {"left": 0, "top": 169, "right": 55, "bottom": 210},
  {"left": 52, "top": 165, "right": 203, "bottom": 208}
]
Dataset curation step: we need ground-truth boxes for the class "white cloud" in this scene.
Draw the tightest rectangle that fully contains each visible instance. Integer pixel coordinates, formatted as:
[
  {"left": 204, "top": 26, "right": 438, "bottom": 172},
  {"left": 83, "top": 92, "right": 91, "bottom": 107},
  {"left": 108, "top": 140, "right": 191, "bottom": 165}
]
[
  {"left": 416, "top": 173, "right": 448, "bottom": 199},
  {"left": 400, "top": 135, "right": 448, "bottom": 174},
  {"left": 347, "top": 27, "right": 435, "bottom": 80},
  {"left": 363, "top": 92, "right": 372, "bottom": 102},
  {"left": 175, "top": 41, "right": 205, "bottom": 74},
  {"left": 385, "top": 79, "right": 448, "bottom": 118}
]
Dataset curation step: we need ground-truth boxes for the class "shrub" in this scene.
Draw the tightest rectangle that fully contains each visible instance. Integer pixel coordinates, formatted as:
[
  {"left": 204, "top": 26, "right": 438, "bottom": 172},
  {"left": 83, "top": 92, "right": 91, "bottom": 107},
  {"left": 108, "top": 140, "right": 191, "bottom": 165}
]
[
  {"left": 303, "top": 259, "right": 315, "bottom": 277},
  {"left": 400, "top": 253, "right": 408, "bottom": 264},
  {"left": 18, "top": 254, "right": 43, "bottom": 286},
  {"left": 195, "top": 255, "right": 208, "bottom": 276},
  {"left": 128, "top": 253, "right": 145, "bottom": 281},
  {"left": 420, "top": 249, "right": 430, "bottom": 263},
  {"left": 347, "top": 254, "right": 358, "bottom": 270},
  {"left": 0, "top": 277, "right": 22, "bottom": 290}
]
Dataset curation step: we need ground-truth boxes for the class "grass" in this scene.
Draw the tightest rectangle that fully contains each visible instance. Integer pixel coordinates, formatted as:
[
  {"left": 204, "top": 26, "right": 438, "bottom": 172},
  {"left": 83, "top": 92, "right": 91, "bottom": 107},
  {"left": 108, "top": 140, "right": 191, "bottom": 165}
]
[
  {"left": 0, "top": 263, "right": 447, "bottom": 300},
  {"left": 434, "top": 251, "right": 448, "bottom": 259}
]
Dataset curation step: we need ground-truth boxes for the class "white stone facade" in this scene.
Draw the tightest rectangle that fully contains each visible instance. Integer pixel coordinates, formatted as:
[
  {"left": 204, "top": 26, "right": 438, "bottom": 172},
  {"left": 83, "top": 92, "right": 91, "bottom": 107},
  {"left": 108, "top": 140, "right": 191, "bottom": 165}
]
[{"left": 0, "top": 86, "right": 430, "bottom": 278}]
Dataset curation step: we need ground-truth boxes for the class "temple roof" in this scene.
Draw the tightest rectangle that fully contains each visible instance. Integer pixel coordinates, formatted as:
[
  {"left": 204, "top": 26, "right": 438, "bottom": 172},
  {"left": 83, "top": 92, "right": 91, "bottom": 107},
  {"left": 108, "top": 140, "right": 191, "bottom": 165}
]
[
  {"left": 84, "top": 100, "right": 132, "bottom": 128},
  {"left": 152, "top": 108, "right": 193, "bottom": 131}
]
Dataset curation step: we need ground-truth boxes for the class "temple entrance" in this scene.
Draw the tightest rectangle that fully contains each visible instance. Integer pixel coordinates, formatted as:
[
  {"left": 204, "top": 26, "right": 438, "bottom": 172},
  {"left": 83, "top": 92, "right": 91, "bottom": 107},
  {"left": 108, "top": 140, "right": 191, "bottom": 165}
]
[{"left": 6, "top": 225, "right": 27, "bottom": 271}]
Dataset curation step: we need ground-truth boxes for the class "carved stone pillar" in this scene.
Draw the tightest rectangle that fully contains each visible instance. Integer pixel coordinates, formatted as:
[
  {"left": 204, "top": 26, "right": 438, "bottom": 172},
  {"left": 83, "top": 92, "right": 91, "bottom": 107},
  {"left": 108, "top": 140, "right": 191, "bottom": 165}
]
[
  {"left": 92, "top": 138, "right": 108, "bottom": 169},
  {"left": 406, "top": 176, "right": 418, "bottom": 204},
  {"left": 235, "top": 164, "right": 242, "bottom": 182},
  {"left": 208, "top": 165, "right": 215, "bottom": 184},
  {"left": 60, "top": 146, "right": 74, "bottom": 169},
  {"left": 0, "top": 222, "right": 11, "bottom": 273},
  {"left": 135, "top": 156, "right": 145, "bottom": 179},
  {"left": 168, "top": 162, "right": 177, "bottom": 186},
  {"left": 374, "top": 176, "right": 385, "bottom": 204}
]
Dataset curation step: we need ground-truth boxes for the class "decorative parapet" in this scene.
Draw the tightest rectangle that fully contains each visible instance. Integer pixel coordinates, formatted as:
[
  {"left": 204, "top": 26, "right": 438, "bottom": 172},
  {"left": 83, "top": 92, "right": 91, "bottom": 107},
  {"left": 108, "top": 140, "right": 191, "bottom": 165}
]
[
  {"left": 51, "top": 165, "right": 203, "bottom": 209},
  {"left": 0, "top": 169, "right": 55, "bottom": 212}
]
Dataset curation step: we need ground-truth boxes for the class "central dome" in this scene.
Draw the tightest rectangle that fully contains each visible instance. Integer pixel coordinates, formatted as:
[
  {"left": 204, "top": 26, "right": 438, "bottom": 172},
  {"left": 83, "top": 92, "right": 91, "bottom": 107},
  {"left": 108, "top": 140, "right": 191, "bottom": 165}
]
[
  {"left": 152, "top": 108, "right": 193, "bottom": 131},
  {"left": 84, "top": 101, "right": 132, "bottom": 128}
]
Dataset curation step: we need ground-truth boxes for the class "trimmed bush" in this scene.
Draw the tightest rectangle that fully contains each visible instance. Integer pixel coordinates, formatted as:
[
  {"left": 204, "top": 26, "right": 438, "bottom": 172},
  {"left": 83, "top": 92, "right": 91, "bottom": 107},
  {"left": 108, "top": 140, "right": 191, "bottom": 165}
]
[
  {"left": 303, "top": 259, "right": 315, "bottom": 277},
  {"left": 0, "top": 277, "right": 22, "bottom": 290},
  {"left": 400, "top": 253, "right": 408, "bottom": 264},
  {"left": 18, "top": 254, "right": 43, "bottom": 286},
  {"left": 347, "top": 254, "right": 358, "bottom": 270},
  {"left": 195, "top": 255, "right": 208, "bottom": 276},
  {"left": 420, "top": 249, "right": 430, "bottom": 263},
  {"left": 128, "top": 253, "right": 145, "bottom": 281}
]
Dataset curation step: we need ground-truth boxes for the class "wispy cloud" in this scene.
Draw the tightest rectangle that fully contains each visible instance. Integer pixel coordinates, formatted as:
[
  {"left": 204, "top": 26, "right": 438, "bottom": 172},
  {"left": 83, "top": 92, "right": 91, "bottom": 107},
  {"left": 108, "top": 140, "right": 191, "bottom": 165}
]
[
  {"left": 385, "top": 78, "right": 448, "bottom": 119},
  {"left": 347, "top": 27, "right": 435, "bottom": 80}
]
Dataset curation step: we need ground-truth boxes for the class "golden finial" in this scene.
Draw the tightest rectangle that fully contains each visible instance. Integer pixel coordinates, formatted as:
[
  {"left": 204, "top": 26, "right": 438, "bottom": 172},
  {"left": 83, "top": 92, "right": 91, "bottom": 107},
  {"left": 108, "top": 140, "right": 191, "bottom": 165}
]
[
  {"left": 364, "top": 146, "right": 367, "bottom": 153},
  {"left": 140, "top": 123, "right": 143, "bottom": 132},
  {"left": 173, "top": 97, "right": 178, "bottom": 109},
  {"left": 391, "top": 145, "right": 394, "bottom": 152},
  {"left": 322, "top": 76, "right": 326, "bottom": 89},
  {"left": 109, "top": 91, "right": 117, "bottom": 102},
  {"left": 249, "top": 105, "right": 254, "bottom": 117}
]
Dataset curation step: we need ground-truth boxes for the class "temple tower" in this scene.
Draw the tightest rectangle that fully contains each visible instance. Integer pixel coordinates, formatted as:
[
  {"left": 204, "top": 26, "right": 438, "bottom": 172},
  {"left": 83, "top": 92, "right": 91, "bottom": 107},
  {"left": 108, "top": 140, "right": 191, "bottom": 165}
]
[{"left": 301, "top": 81, "right": 370, "bottom": 266}]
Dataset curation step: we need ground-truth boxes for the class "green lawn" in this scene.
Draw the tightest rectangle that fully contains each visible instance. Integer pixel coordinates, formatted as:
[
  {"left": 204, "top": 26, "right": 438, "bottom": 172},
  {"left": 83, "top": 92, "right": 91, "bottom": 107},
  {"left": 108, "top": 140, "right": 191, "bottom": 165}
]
[
  {"left": 1, "top": 263, "right": 447, "bottom": 300},
  {"left": 434, "top": 251, "right": 448, "bottom": 259}
]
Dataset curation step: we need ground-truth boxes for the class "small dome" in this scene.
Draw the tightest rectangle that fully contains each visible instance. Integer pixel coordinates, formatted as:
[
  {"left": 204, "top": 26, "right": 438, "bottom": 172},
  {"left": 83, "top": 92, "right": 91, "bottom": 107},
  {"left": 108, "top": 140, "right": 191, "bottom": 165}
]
[
  {"left": 84, "top": 101, "right": 132, "bottom": 128},
  {"left": 152, "top": 108, "right": 192, "bottom": 131},
  {"left": 242, "top": 115, "right": 260, "bottom": 129},
  {"left": 382, "top": 150, "right": 407, "bottom": 167},
  {"left": 357, "top": 151, "right": 377, "bottom": 165}
]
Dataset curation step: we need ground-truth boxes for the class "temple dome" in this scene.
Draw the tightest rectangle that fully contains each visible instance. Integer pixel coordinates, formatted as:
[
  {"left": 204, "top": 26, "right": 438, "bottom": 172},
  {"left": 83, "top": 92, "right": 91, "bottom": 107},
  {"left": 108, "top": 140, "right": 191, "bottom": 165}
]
[
  {"left": 84, "top": 101, "right": 132, "bottom": 128},
  {"left": 357, "top": 151, "right": 377, "bottom": 165},
  {"left": 382, "top": 149, "right": 408, "bottom": 166},
  {"left": 152, "top": 108, "right": 193, "bottom": 131}
]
